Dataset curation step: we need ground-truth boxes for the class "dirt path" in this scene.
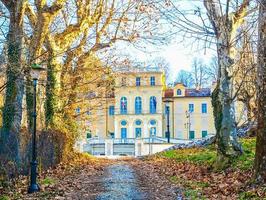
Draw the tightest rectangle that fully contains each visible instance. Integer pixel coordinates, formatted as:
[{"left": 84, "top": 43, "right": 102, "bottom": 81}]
[
  {"left": 8, "top": 158, "right": 182, "bottom": 200},
  {"left": 95, "top": 159, "right": 181, "bottom": 200},
  {"left": 96, "top": 163, "right": 146, "bottom": 200}
]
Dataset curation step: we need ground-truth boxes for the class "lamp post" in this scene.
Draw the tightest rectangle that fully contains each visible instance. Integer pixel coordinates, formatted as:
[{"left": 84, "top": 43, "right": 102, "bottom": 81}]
[
  {"left": 164, "top": 99, "right": 171, "bottom": 143},
  {"left": 166, "top": 106, "right": 170, "bottom": 143},
  {"left": 185, "top": 110, "right": 191, "bottom": 139},
  {"left": 28, "top": 63, "right": 45, "bottom": 194}
]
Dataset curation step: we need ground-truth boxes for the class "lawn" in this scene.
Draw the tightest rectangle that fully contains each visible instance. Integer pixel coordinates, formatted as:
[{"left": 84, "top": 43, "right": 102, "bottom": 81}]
[{"left": 160, "top": 137, "right": 256, "bottom": 170}]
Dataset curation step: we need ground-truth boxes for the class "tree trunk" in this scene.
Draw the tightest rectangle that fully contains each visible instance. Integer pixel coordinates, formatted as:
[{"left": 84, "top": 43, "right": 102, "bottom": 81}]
[
  {"left": 45, "top": 49, "right": 61, "bottom": 128},
  {"left": 213, "top": 33, "right": 243, "bottom": 170},
  {"left": 0, "top": 0, "right": 25, "bottom": 167},
  {"left": 253, "top": 0, "right": 266, "bottom": 183}
]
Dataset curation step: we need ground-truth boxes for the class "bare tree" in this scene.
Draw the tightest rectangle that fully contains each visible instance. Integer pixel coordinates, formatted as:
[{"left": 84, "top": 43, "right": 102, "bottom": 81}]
[
  {"left": 191, "top": 58, "right": 209, "bottom": 88},
  {"left": 205, "top": 56, "right": 218, "bottom": 83},
  {"left": 174, "top": 69, "right": 194, "bottom": 88}
]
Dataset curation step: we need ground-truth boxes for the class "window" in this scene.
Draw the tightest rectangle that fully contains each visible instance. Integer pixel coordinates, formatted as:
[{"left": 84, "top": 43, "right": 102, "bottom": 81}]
[
  {"left": 121, "top": 77, "right": 126, "bottom": 86},
  {"left": 150, "top": 76, "right": 155, "bottom": 86},
  {"left": 120, "top": 97, "right": 127, "bottom": 114},
  {"left": 136, "top": 77, "right": 141, "bottom": 86},
  {"left": 86, "top": 109, "right": 91, "bottom": 115},
  {"left": 110, "top": 133, "right": 114, "bottom": 138},
  {"left": 189, "top": 104, "right": 194, "bottom": 113},
  {"left": 86, "top": 132, "right": 92, "bottom": 139},
  {"left": 150, "top": 96, "right": 157, "bottom": 114},
  {"left": 202, "top": 130, "right": 208, "bottom": 138},
  {"left": 177, "top": 89, "right": 182, "bottom": 95},
  {"left": 121, "top": 120, "right": 127, "bottom": 126},
  {"left": 189, "top": 131, "right": 195, "bottom": 139},
  {"left": 150, "top": 127, "right": 156, "bottom": 136},
  {"left": 150, "top": 119, "right": 157, "bottom": 125},
  {"left": 121, "top": 128, "right": 127, "bottom": 138},
  {"left": 135, "top": 128, "right": 142, "bottom": 138},
  {"left": 109, "top": 106, "right": 115, "bottom": 116},
  {"left": 202, "top": 103, "right": 207, "bottom": 113},
  {"left": 135, "top": 120, "right": 142, "bottom": 126},
  {"left": 135, "top": 96, "right": 142, "bottom": 114},
  {"left": 76, "top": 107, "right": 80, "bottom": 114}
]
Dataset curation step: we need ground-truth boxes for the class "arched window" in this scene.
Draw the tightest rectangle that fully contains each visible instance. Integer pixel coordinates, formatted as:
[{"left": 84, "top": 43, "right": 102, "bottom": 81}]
[
  {"left": 120, "top": 97, "right": 127, "bottom": 114},
  {"left": 177, "top": 89, "right": 182, "bottom": 95},
  {"left": 135, "top": 96, "right": 142, "bottom": 114},
  {"left": 150, "top": 96, "right": 157, "bottom": 114}
]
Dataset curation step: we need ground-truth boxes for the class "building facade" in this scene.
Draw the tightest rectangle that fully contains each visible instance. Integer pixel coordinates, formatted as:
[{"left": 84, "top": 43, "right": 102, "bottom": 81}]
[
  {"left": 163, "top": 83, "right": 215, "bottom": 139},
  {"left": 83, "top": 71, "right": 216, "bottom": 140},
  {"left": 114, "top": 72, "right": 164, "bottom": 139}
]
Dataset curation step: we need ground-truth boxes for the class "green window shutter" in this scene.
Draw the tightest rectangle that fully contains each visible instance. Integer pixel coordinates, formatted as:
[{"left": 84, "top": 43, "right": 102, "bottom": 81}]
[
  {"left": 189, "top": 131, "right": 195, "bottom": 139},
  {"left": 202, "top": 131, "right": 208, "bottom": 138}
]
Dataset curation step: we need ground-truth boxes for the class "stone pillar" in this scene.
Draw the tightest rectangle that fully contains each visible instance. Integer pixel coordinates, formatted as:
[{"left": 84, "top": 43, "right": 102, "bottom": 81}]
[
  {"left": 135, "top": 138, "right": 143, "bottom": 157},
  {"left": 105, "top": 139, "right": 113, "bottom": 156}
]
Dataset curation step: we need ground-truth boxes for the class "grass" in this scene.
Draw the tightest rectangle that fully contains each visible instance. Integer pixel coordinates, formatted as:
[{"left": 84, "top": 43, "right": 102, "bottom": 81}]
[
  {"left": 170, "top": 176, "right": 209, "bottom": 199},
  {"left": 160, "top": 137, "right": 256, "bottom": 170},
  {"left": 0, "top": 196, "right": 9, "bottom": 200},
  {"left": 41, "top": 177, "right": 56, "bottom": 185},
  {"left": 238, "top": 191, "right": 261, "bottom": 200}
]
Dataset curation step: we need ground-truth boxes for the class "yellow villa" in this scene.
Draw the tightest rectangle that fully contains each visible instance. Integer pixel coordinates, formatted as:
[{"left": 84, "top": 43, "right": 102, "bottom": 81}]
[{"left": 83, "top": 71, "right": 216, "bottom": 140}]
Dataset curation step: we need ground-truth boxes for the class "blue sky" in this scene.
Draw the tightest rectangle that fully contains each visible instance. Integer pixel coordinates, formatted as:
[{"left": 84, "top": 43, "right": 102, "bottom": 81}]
[{"left": 114, "top": 36, "right": 216, "bottom": 83}]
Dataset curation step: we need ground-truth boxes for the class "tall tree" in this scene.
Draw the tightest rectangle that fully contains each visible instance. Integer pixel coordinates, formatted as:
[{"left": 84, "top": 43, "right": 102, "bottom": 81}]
[
  {"left": 155, "top": 0, "right": 255, "bottom": 168},
  {"left": 204, "top": 0, "right": 251, "bottom": 168},
  {"left": 24, "top": 0, "right": 163, "bottom": 130},
  {"left": 0, "top": 0, "right": 26, "bottom": 166},
  {"left": 254, "top": 0, "right": 266, "bottom": 183}
]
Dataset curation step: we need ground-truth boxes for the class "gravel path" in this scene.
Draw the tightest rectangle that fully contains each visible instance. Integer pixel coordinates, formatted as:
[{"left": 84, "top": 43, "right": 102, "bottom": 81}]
[
  {"left": 96, "top": 163, "right": 146, "bottom": 200},
  {"left": 95, "top": 159, "right": 182, "bottom": 200},
  {"left": 16, "top": 158, "right": 182, "bottom": 200}
]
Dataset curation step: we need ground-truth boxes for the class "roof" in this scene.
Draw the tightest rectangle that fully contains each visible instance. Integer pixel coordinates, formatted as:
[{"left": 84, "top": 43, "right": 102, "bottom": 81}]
[
  {"left": 164, "top": 88, "right": 211, "bottom": 98},
  {"left": 173, "top": 82, "right": 186, "bottom": 87},
  {"left": 185, "top": 88, "right": 211, "bottom": 97},
  {"left": 164, "top": 89, "right": 174, "bottom": 98}
]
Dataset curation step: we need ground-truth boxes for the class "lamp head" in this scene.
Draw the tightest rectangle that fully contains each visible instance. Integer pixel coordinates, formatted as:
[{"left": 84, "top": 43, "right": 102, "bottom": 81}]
[{"left": 31, "top": 63, "right": 46, "bottom": 80}]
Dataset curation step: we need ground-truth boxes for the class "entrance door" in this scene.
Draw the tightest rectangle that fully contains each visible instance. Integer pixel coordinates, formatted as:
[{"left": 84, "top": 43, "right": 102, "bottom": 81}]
[
  {"left": 135, "top": 128, "right": 142, "bottom": 138},
  {"left": 121, "top": 128, "right": 127, "bottom": 139}
]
